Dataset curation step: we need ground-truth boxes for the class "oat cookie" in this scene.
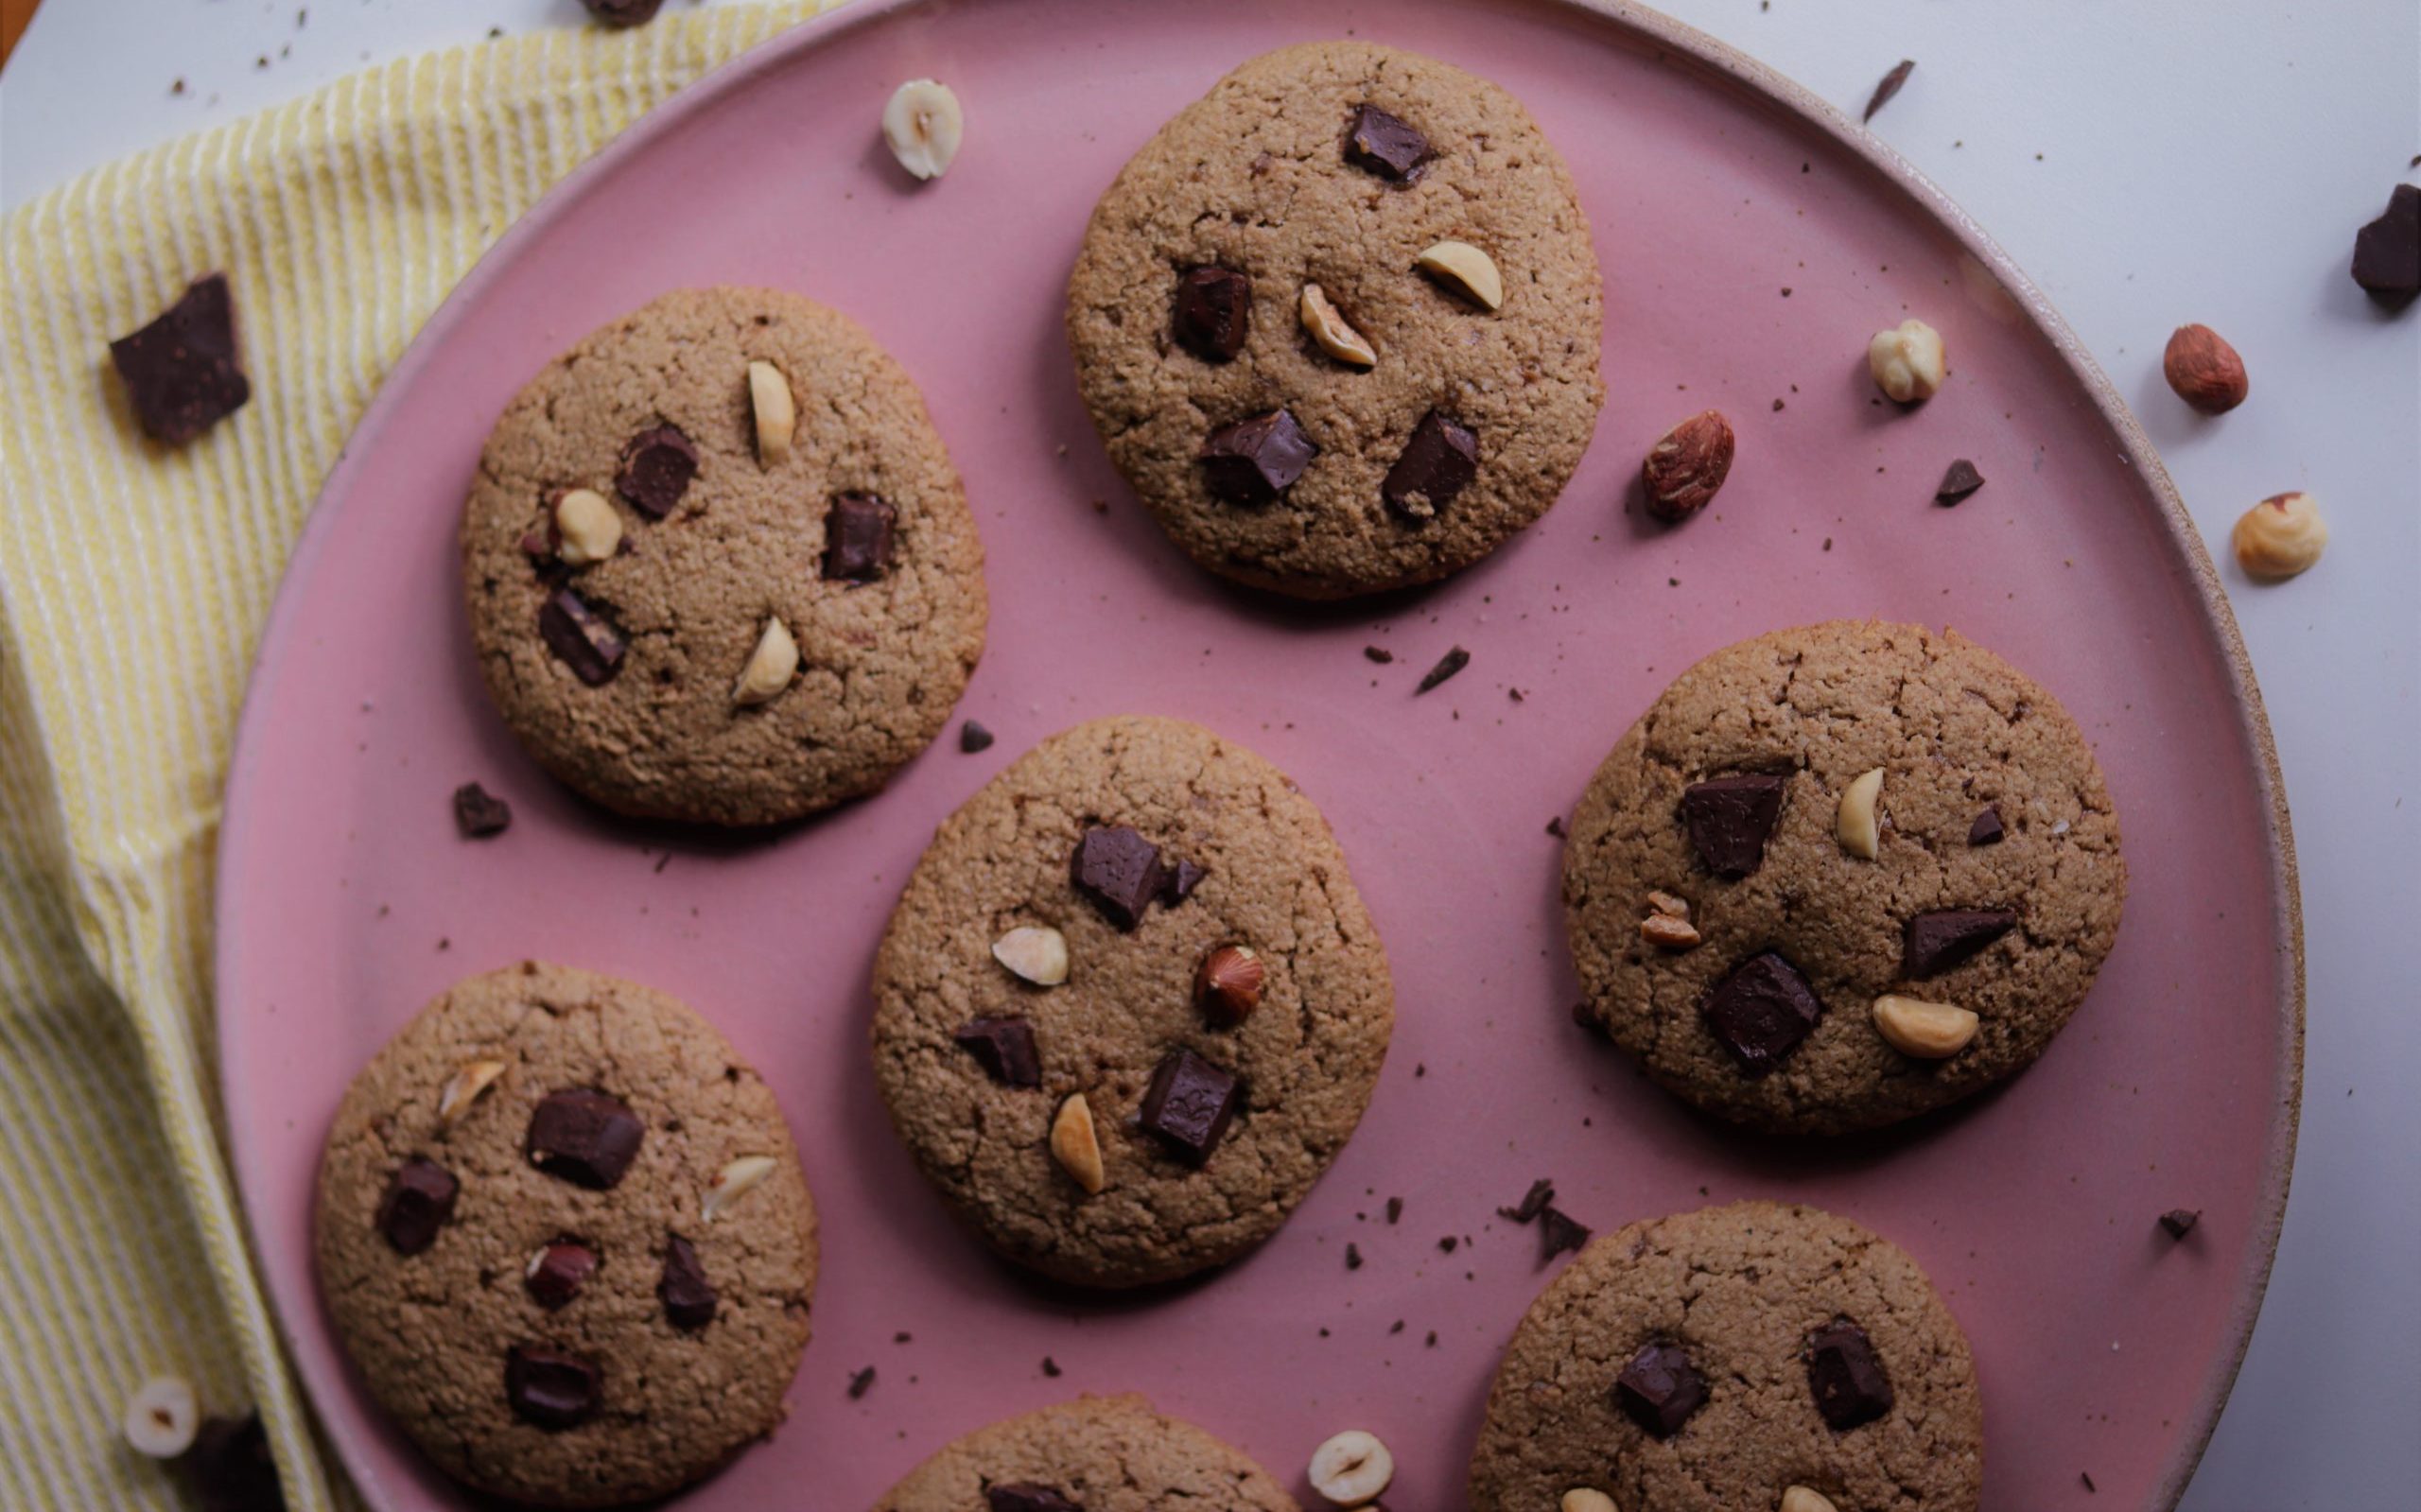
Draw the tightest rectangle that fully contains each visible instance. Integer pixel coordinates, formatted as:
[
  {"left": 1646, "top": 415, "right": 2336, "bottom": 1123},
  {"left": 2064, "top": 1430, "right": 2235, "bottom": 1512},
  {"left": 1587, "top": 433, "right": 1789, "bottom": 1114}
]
[
  {"left": 873, "top": 1394, "right": 1299, "bottom": 1511},
  {"left": 314, "top": 962, "right": 817, "bottom": 1506},
  {"left": 1066, "top": 41, "right": 1604, "bottom": 599},
  {"left": 462, "top": 287, "right": 986, "bottom": 826},
  {"left": 1561, "top": 619, "right": 2125, "bottom": 1135},
  {"left": 870, "top": 715, "right": 1393, "bottom": 1287},
  {"left": 1470, "top": 1202, "right": 1983, "bottom": 1512}
]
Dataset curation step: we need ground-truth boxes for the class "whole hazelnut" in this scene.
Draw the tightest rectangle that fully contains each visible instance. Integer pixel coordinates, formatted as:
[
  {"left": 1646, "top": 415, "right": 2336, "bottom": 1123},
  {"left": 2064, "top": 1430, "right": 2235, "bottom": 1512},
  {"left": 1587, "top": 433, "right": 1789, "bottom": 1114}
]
[
  {"left": 2230, "top": 491, "right": 2327, "bottom": 581},
  {"left": 2163, "top": 324, "right": 2249, "bottom": 414},
  {"left": 1867, "top": 318, "right": 1945, "bottom": 402},
  {"left": 1641, "top": 409, "right": 1735, "bottom": 522},
  {"left": 1193, "top": 944, "right": 1266, "bottom": 1026}
]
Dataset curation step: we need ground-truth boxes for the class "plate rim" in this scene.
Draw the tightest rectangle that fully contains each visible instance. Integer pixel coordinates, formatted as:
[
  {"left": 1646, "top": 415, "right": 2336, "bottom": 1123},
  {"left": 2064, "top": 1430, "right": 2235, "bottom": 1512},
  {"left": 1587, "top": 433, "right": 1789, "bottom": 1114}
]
[{"left": 213, "top": 2, "right": 2307, "bottom": 1506}]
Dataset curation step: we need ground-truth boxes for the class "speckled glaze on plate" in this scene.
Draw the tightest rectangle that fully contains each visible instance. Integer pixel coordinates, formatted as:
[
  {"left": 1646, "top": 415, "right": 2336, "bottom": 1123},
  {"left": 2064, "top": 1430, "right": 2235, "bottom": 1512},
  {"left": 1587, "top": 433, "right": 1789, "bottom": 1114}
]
[{"left": 217, "top": 3, "right": 2301, "bottom": 1509}]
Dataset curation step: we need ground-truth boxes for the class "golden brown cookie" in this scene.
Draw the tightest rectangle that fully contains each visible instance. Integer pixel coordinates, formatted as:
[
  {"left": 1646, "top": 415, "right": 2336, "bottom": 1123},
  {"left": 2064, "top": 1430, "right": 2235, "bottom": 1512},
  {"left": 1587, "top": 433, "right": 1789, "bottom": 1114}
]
[
  {"left": 314, "top": 962, "right": 816, "bottom": 1507},
  {"left": 461, "top": 287, "right": 985, "bottom": 826},
  {"left": 1469, "top": 1202, "right": 1983, "bottom": 1512},
  {"left": 872, "top": 1395, "right": 1299, "bottom": 1511},
  {"left": 1561, "top": 619, "right": 2126, "bottom": 1134},
  {"left": 1066, "top": 41, "right": 1604, "bottom": 599},
  {"left": 869, "top": 715, "right": 1393, "bottom": 1288}
]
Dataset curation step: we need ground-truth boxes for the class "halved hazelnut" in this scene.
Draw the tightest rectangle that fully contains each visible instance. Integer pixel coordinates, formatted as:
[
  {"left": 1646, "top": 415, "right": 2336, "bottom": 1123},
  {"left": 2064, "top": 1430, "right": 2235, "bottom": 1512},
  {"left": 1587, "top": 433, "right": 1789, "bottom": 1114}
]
[
  {"left": 1050, "top": 1093, "right": 1106, "bottom": 1195},
  {"left": 552, "top": 488, "right": 623, "bottom": 565},
  {"left": 122, "top": 1375, "right": 200, "bottom": 1459},
  {"left": 1837, "top": 767, "right": 1885, "bottom": 860},
  {"left": 881, "top": 78, "right": 964, "bottom": 182},
  {"left": 1871, "top": 994, "right": 1979, "bottom": 1058},
  {"left": 1640, "top": 913, "right": 1702, "bottom": 950},
  {"left": 1299, "top": 284, "right": 1378, "bottom": 366},
  {"left": 1193, "top": 944, "right": 1267, "bottom": 1026},
  {"left": 991, "top": 925, "right": 1070, "bottom": 986},
  {"left": 437, "top": 1059, "right": 509, "bottom": 1130},
  {"left": 747, "top": 360, "right": 795, "bottom": 466},
  {"left": 2231, "top": 491, "right": 2327, "bottom": 581},
  {"left": 1307, "top": 1429, "right": 1394, "bottom": 1506},
  {"left": 733, "top": 616, "right": 799, "bottom": 706},
  {"left": 1561, "top": 1493, "right": 1617, "bottom": 1512},
  {"left": 1416, "top": 240, "right": 1505, "bottom": 310},
  {"left": 1645, "top": 890, "right": 1692, "bottom": 919},
  {"left": 1781, "top": 1489, "right": 1841, "bottom": 1512}
]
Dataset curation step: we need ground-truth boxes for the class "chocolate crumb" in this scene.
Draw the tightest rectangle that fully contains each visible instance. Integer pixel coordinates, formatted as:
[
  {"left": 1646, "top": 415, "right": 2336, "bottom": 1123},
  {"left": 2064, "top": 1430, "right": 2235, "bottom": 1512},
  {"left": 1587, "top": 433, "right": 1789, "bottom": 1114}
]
[
  {"left": 1416, "top": 645, "right": 1471, "bottom": 693},
  {"left": 1498, "top": 1177, "right": 1555, "bottom": 1224},
  {"left": 451, "top": 782, "right": 512, "bottom": 839},
  {"left": 1545, "top": 816, "right": 1567, "bottom": 839},
  {"left": 1346, "top": 1243, "right": 1363, "bottom": 1271},
  {"left": 894, "top": 1331, "right": 912, "bottom": 1343},
  {"left": 1437, "top": 1236, "right": 1458, "bottom": 1254},
  {"left": 2159, "top": 1208, "right": 2201, "bottom": 1240},
  {"left": 847, "top": 1365, "right": 875, "bottom": 1399},
  {"left": 1935, "top": 458, "right": 1987, "bottom": 506},
  {"left": 1385, "top": 1196, "right": 1403, "bottom": 1224},
  {"left": 1389, "top": 1319, "right": 1404, "bottom": 1334},
  {"left": 1364, "top": 645, "right": 1394, "bottom": 664},
  {"left": 1425, "top": 1330, "right": 1438, "bottom": 1347},
  {"left": 1041, "top": 1355, "right": 1061, "bottom": 1376},
  {"left": 1539, "top": 1204, "right": 1592, "bottom": 1263},
  {"left": 1862, "top": 59, "right": 1916, "bottom": 123},
  {"left": 2081, "top": 1471, "right": 2098, "bottom": 1493}
]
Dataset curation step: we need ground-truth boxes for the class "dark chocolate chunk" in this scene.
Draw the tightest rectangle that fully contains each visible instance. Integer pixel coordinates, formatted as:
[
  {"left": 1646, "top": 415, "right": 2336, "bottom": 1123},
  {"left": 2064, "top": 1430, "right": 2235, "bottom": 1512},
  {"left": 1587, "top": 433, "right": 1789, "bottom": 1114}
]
[
  {"left": 108, "top": 273, "right": 251, "bottom": 444},
  {"left": 1498, "top": 1177, "right": 1555, "bottom": 1224},
  {"left": 452, "top": 782, "right": 512, "bottom": 839},
  {"left": 1539, "top": 1205, "right": 1592, "bottom": 1263},
  {"left": 524, "top": 1239, "right": 598, "bottom": 1310},
  {"left": 525, "top": 1088, "right": 644, "bottom": 1190},
  {"left": 952, "top": 1017, "right": 1041, "bottom": 1088},
  {"left": 1383, "top": 410, "right": 1478, "bottom": 520},
  {"left": 614, "top": 424, "right": 697, "bottom": 518},
  {"left": 1967, "top": 807, "right": 2005, "bottom": 846},
  {"left": 1806, "top": 1320, "right": 1895, "bottom": 1430},
  {"left": 2159, "top": 1208, "right": 2202, "bottom": 1240},
  {"left": 2350, "top": 183, "right": 2420, "bottom": 302},
  {"left": 989, "top": 1488, "right": 1082, "bottom": 1512},
  {"left": 1344, "top": 103, "right": 1432, "bottom": 181},
  {"left": 960, "top": 720, "right": 995, "bottom": 754},
  {"left": 1862, "top": 59, "right": 1916, "bottom": 123},
  {"left": 1070, "top": 824, "right": 1166, "bottom": 930},
  {"left": 1172, "top": 266, "right": 1252, "bottom": 361},
  {"left": 580, "top": 0, "right": 665, "bottom": 26},
  {"left": 1699, "top": 951, "right": 1824, "bottom": 1075},
  {"left": 179, "top": 1414, "right": 285, "bottom": 1512},
  {"left": 1138, "top": 1049, "right": 1240, "bottom": 1163},
  {"left": 1613, "top": 1341, "right": 1707, "bottom": 1437},
  {"left": 1902, "top": 907, "right": 2019, "bottom": 977},
  {"left": 847, "top": 1364, "right": 876, "bottom": 1399},
  {"left": 1935, "top": 458, "right": 1986, "bottom": 506},
  {"left": 1159, "top": 858, "right": 1208, "bottom": 906},
  {"left": 658, "top": 1234, "right": 717, "bottom": 1330},
  {"left": 1416, "top": 644, "right": 1471, "bottom": 693},
  {"left": 1364, "top": 645, "right": 1395, "bottom": 664},
  {"left": 1681, "top": 773, "right": 1789, "bottom": 878},
  {"left": 536, "top": 587, "right": 625, "bottom": 686},
  {"left": 505, "top": 1345, "right": 601, "bottom": 1430},
  {"left": 374, "top": 1157, "right": 458, "bottom": 1255},
  {"left": 1200, "top": 408, "right": 1317, "bottom": 504},
  {"left": 822, "top": 493, "right": 898, "bottom": 582}
]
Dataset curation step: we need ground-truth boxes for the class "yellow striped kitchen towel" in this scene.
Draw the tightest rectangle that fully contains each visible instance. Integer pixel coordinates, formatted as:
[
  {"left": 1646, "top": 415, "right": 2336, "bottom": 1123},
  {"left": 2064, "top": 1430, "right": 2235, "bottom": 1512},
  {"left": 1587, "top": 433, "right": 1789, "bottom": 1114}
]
[{"left": 0, "top": 6, "right": 839, "bottom": 1507}]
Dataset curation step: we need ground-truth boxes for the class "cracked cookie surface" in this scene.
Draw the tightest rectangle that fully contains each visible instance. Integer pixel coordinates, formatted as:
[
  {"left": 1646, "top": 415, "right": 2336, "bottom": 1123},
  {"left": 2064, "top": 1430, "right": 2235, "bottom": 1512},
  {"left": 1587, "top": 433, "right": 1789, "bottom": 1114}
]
[
  {"left": 462, "top": 286, "right": 985, "bottom": 826},
  {"left": 1561, "top": 619, "right": 2126, "bottom": 1134},
  {"left": 1469, "top": 1202, "right": 1983, "bottom": 1512},
  {"left": 870, "top": 715, "right": 1392, "bottom": 1288},
  {"left": 314, "top": 962, "right": 817, "bottom": 1507},
  {"left": 873, "top": 1394, "right": 1299, "bottom": 1511},
  {"left": 1066, "top": 41, "right": 1603, "bottom": 599}
]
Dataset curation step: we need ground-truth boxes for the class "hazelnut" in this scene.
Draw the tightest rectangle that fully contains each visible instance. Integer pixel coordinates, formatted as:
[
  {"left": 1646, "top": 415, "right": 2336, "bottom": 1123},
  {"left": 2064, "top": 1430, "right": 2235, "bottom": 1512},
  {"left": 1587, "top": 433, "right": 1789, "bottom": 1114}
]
[
  {"left": 436, "top": 1058, "right": 510, "bottom": 1131},
  {"left": 1836, "top": 767, "right": 1885, "bottom": 860},
  {"left": 1640, "top": 912, "right": 1702, "bottom": 950},
  {"left": 1306, "top": 1429, "right": 1394, "bottom": 1506},
  {"left": 880, "top": 78, "right": 962, "bottom": 182},
  {"left": 2162, "top": 324, "right": 2248, "bottom": 414},
  {"left": 733, "top": 616, "right": 800, "bottom": 706},
  {"left": 122, "top": 1375, "right": 200, "bottom": 1459},
  {"left": 702, "top": 1155, "right": 777, "bottom": 1222},
  {"left": 1299, "top": 284, "right": 1379, "bottom": 367},
  {"left": 1193, "top": 943, "right": 1267, "bottom": 1025},
  {"left": 1416, "top": 239, "right": 1505, "bottom": 311},
  {"left": 1050, "top": 1093, "right": 1106, "bottom": 1195},
  {"left": 1645, "top": 890, "right": 1692, "bottom": 919},
  {"left": 1781, "top": 1489, "right": 1841, "bottom": 1512},
  {"left": 1561, "top": 1494, "right": 1617, "bottom": 1512},
  {"left": 1642, "top": 409, "right": 1735, "bottom": 521},
  {"left": 1867, "top": 318, "right": 1945, "bottom": 402},
  {"left": 2230, "top": 491, "right": 2327, "bottom": 581},
  {"left": 747, "top": 360, "right": 796, "bottom": 466},
  {"left": 1871, "top": 994, "right": 1980, "bottom": 1058},
  {"left": 991, "top": 925, "right": 1071, "bottom": 986},
  {"left": 552, "top": 488, "right": 624, "bottom": 565}
]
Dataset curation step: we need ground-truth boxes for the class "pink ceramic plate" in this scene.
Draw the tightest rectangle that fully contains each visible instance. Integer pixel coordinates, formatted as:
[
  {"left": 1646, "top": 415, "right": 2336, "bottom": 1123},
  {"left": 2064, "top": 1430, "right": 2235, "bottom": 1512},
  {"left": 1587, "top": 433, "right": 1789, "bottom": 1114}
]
[{"left": 218, "top": 1, "right": 2303, "bottom": 1507}]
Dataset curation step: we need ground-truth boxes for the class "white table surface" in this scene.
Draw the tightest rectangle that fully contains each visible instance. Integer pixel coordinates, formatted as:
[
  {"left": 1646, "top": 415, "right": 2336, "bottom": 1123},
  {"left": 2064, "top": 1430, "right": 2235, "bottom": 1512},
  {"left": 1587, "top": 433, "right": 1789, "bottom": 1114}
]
[{"left": 4, "top": 2, "right": 2415, "bottom": 1508}]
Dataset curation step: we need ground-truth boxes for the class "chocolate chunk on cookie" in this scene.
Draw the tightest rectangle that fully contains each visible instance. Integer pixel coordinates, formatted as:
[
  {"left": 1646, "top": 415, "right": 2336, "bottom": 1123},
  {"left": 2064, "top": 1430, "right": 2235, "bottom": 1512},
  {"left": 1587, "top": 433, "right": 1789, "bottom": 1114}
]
[
  {"left": 1562, "top": 620, "right": 2126, "bottom": 1134},
  {"left": 871, "top": 716, "right": 1392, "bottom": 1287},
  {"left": 873, "top": 1395, "right": 1298, "bottom": 1512}
]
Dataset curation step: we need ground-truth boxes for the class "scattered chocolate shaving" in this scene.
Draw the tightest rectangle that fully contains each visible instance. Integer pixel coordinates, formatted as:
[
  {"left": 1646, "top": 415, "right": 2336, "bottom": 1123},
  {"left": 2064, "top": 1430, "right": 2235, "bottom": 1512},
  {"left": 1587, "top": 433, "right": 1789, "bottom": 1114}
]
[
  {"left": 109, "top": 273, "right": 251, "bottom": 444},
  {"left": 1862, "top": 59, "right": 1916, "bottom": 123},
  {"left": 1416, "top": 645, "right": 1471, "bottom": 693},
  {"left": 1364, "top": 645, "right": 1395, "bottom": 664},
  {"left": 1935, "top": 458, "right": 1986, "bottom": 506},
  {"left": 1498, "top": 1177, "right": 1555, "bottom": 1224},
  {"left": 452, "top": 782, "right": 512, "bottom": 839},
  {"left": 959, "top": 720, "right": 995, "bottom": 753},
  {"left": 1538, "top": 1205, "right": 1591, "bottom": 1263},
  {"left": 2159, "top": 1208, "right": 2202, "bottom": 1240},
  {"left": 847, "top": 1365, "right": 876, "bottom": 1399}
]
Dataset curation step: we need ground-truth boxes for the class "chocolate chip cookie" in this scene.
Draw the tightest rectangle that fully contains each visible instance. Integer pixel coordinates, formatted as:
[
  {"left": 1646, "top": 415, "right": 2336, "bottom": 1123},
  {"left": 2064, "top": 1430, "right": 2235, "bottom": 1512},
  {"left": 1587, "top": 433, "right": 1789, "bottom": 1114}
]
[
  {"left": 314, "top": 962, "right": 817, "bottom": 1507},
  {"left": 1469, "top": 1202, "right": 1983, "bottom": 1512},
  {"left": 461, "top": 287, "right": 986, "bottom": 826},
  {"left": 1562, "top": 619, "right": 2126, "bottom": 1134},
  {"left": 1066, "top": 41, "right": 1604, "bottom": 599},
  {"left": 873, "top": 1394, "right": 1299, "bottom": 1512},
  {"left": 869, "top": 715, "right": 1393, "bottom": 1287}
]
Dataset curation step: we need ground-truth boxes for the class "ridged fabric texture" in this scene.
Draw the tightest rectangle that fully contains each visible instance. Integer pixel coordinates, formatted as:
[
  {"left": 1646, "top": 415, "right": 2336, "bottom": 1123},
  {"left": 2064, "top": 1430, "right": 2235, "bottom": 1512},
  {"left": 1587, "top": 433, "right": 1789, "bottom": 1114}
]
[{"left": 0, "top": 6, "right": 834, "bottom": 1507}]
